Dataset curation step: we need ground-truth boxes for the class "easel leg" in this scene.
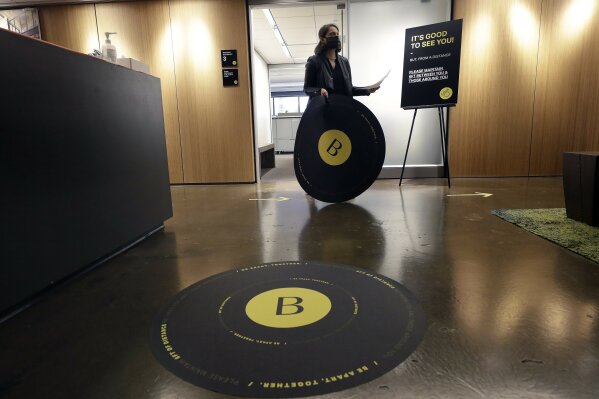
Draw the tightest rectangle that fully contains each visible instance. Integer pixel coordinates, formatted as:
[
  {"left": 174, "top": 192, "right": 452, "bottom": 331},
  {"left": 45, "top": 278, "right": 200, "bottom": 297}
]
[
  {"left": 399, "top": 109, "right": 418, "bottom": 186},
  {"left": 437, "top": 107, "right": 447, "bottom": 173},
  {"left": 440, "top": 108, "right": 451, "bottom": 188}
]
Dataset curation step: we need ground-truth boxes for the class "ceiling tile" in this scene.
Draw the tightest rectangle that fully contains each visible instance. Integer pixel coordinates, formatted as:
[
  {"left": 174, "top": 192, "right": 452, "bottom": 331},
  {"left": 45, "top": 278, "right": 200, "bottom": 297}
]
[
  {"left": 251, "top": 10, "right": 273, "bottom": 34},
  {"left": 276, "top": 16, "right": 315, "bottom": 30},
  {"left": 315, "top": 15, "right": 343, "bottom": 28},
  {"left": 314, "top": 5, "right": 340, "bottom": 16},
  {"left": 278, "top": 27, "right": 318, "bottom": 46},
  {"left": 271, "top": 6, "right": 314, "bottom": 18},
  {"left": 288, "top": 44, "right": 316, "bottom": 59},
  {"left": 253, "top": 30, "right": 288, "bottom": 65},
  {"left": 261, "top": 47, "right": 290, "bottom": 65}
]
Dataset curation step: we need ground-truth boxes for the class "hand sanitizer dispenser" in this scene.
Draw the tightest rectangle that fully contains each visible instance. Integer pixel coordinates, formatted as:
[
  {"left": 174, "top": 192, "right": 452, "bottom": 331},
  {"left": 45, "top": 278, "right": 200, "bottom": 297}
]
[{"left": 101, "top": 32, "right": 117, "bottom": 63}]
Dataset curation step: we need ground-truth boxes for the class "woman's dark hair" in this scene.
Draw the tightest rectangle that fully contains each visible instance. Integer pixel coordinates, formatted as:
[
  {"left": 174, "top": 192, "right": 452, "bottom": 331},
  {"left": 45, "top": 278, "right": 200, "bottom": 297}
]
[{"left": 314, "top": 23, "right": 340, "bottom": 54}]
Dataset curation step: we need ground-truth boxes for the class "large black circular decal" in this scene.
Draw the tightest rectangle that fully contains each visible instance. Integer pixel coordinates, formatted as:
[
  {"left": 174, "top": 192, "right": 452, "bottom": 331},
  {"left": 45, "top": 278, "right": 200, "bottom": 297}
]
[
  {"left": 150, "top": 261, "right": 426, "bottom": 397},
  {"left": 294, "top": 96, "right": 386, "bottom": 203}
]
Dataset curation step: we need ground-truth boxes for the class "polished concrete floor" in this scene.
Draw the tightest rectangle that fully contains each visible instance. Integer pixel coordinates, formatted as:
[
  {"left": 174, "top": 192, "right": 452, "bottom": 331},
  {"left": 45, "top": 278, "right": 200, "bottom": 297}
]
[{"left": 1, "top": 158, "right": 599, "bottom": 398}]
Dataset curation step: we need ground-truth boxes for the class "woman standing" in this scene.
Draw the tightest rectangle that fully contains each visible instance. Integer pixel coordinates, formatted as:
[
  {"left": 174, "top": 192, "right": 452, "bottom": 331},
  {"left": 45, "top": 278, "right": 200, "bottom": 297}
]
[{"left": 303, "top": 23, "right": 379, "bottom": 99}]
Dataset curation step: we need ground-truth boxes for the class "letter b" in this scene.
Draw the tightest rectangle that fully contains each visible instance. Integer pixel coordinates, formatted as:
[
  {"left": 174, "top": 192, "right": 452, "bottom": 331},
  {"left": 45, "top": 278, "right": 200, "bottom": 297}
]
[
  {"left": 276, "top": 297, "right": 304, "bottom": 315},
  {"left": 326, "top": 139, "right": 343, "bottom": 156}
]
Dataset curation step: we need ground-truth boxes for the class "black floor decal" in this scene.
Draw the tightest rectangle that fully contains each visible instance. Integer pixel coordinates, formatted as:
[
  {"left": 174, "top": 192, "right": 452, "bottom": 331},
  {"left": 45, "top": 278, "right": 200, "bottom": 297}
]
[{"left": 150, "top": 261, "right": 426, "bottom": 397}]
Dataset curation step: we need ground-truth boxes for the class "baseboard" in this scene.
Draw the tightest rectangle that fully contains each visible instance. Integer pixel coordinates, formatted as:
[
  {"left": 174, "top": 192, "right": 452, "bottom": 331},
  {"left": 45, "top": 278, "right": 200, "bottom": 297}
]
[{"left": 378, "top": 165, "right": 445, "bottom": 179}]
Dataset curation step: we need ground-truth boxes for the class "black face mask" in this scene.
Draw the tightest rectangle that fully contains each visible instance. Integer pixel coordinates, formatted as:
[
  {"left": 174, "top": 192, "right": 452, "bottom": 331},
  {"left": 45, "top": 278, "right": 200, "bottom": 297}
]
[{"left": 325, "top": 36, "right": 341, "bottom": 51}]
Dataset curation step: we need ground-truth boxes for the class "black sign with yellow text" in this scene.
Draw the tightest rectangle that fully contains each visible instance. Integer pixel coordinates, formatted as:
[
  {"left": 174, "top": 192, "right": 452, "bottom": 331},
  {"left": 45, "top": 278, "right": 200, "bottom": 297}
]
[
  {"left": 150, "top": 261, "right": 426, "bottom": 398},
  {"left": 221, "top": 49, "right": 238, "bottom": 67},
  {"left": 223, "top": 68, "right": 239, "bottom": 86},
  {"left": 401, "top": 19, "right": 463, "bottom": 109}
]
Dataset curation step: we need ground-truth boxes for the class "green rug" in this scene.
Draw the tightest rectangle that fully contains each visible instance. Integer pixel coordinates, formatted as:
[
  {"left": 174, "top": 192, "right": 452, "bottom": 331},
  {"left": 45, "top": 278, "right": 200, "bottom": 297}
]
[{"left": 492, "top": 208, "right": 599, "bottom": 263}]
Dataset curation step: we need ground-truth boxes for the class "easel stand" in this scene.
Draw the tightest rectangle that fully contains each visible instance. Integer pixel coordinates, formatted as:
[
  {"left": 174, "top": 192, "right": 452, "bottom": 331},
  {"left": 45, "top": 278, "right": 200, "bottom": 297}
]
[{"left": 399, "top": 106, "right": 451, "bottom": 188}]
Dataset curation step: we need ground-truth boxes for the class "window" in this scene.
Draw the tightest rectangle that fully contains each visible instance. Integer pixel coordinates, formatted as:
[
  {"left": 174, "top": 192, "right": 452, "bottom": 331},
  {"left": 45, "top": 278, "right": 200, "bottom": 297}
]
[
  {"left": 274, "top": 97, "right": 299, "bottom": 115},
  {"left": 299, "top": 96, "right": 309, "bottom": 113},
  {"left": 272, "top": 95, "right": 310, "bottom": 115}
]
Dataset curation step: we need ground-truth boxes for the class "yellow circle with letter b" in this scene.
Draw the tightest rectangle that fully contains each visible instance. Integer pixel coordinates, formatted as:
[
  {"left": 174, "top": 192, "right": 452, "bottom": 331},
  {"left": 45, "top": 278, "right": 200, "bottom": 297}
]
[
  {"left": 318, "top": 130, "right": 352, "bottom": 166},
  {"left": 440, "top": 87, "right": 453, "bottom": 100},
  {"left": 245, "top": 287, "right": 332, "bottom": 328}
]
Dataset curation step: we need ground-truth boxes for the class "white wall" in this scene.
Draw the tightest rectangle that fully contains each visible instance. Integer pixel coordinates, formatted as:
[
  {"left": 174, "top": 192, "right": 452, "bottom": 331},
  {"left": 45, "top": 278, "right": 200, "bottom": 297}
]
[
  {"left": 349, "top": 0, "right": 451, "bottom": 170},
  {"left": 0, "top": 15, "right": 9, "bottom": 30},
  {"left": 252, "top": 49, "right": 273, "bottom": 148}
]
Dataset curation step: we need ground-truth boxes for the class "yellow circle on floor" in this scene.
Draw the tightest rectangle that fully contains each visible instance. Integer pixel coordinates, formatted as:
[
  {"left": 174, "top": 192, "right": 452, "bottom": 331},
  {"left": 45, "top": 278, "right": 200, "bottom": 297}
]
[{"left": 245, "top": 287, "right": 332, "bottom": 328}]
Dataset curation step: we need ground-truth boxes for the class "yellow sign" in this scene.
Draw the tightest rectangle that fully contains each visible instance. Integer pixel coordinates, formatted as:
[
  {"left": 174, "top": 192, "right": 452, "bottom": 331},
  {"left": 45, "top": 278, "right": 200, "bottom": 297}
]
[
  {"left": 318, "top": 130, "right": 351, "bottom": 166},
  {"left": 245, "top": 287, "right": 332, "bottom": 328},
  {"left": 439, "top": 87, "right": 453, "bottom": 100}
]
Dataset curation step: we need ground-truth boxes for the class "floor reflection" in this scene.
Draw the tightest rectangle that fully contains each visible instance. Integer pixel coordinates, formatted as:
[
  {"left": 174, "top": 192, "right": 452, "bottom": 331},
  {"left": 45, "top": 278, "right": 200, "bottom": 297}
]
[{"left": 298, "top": 201, "right": 386, "bottom": 271}]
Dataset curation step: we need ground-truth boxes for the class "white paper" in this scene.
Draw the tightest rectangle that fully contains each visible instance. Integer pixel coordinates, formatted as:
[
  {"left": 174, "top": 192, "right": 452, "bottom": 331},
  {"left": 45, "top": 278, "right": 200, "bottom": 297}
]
[{"left": 364, "top": 69, "right": 391, "bottom": 90}]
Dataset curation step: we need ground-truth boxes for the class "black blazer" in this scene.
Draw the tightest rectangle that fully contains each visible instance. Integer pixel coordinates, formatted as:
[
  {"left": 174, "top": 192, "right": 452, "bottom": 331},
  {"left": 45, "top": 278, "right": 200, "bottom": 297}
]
[{"left": 303, "top": 54, "right": 370, "bottom": 99}]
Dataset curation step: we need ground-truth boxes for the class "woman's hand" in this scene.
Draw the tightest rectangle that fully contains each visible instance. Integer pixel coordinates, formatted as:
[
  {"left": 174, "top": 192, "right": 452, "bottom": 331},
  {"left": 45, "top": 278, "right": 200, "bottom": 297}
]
[
  {"left": 320, "top": 88, "right": 329, "bottom": 97},
  {"left": 368, "top": 86, "right": 380, "bottom": 94}
]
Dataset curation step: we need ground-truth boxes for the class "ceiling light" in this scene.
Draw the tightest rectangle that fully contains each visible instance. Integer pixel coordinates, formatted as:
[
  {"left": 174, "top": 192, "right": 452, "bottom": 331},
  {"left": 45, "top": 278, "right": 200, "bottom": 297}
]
[
  {"left": 274, "top": 28, "right": 285, "bottom": 46},
  {"left": 262, "top": 9, "right": 276, "bottom": 28},
  {"left": 282, "top": 46, "right": 291, "bottom": 58}
]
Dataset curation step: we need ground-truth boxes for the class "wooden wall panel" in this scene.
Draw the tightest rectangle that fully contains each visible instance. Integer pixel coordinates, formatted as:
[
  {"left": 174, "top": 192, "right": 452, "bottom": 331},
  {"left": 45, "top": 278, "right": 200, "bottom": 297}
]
[
  {"left": 449, "top": 0, "right": 541, "bottom": 176},
  {"left": 39, "top": 4, "right": 99, "bottom": 54},
  {"left": 95, "top": 1, "right": 184, "bottom": 183},
  {"left": 169, "top": 0, "right": 255, "bottom": 183},
  {"left": 529, "top": 0, "right": 599, "bottom": 175}
]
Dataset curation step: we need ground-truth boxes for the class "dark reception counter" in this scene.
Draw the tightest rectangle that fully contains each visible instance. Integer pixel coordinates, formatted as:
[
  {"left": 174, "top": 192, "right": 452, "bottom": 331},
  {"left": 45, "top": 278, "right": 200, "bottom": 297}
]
[{"left": 0, "top": 29, "right": 173, "bottom": 315}]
